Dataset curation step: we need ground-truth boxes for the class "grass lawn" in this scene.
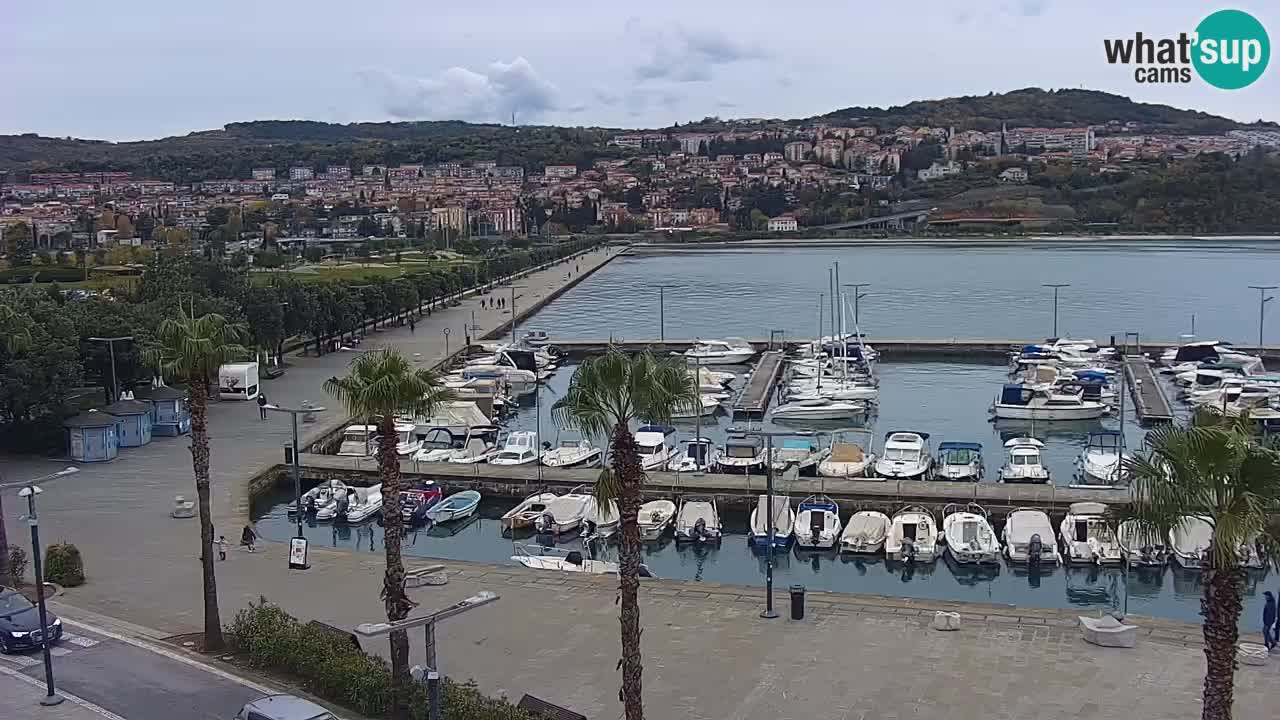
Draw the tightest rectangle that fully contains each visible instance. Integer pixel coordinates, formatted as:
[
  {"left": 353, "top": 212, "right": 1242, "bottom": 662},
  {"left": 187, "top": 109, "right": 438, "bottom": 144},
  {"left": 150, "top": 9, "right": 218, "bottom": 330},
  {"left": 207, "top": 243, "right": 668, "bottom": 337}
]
[{"left": 248, "top": 258, "right": 478, "bottom": 286}]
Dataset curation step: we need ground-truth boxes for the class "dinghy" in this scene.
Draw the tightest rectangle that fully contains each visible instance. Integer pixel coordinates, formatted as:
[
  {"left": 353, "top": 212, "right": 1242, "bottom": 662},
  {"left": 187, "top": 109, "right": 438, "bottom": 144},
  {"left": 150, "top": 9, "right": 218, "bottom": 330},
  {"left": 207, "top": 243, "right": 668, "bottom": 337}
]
[
  {"left": 425, "top": 490, "right": 481, "bottom": 523},
  {"left": 532, "top": 485, "right": 592, "bottom": 535},
  {"left": 1003, "top": 508, "right": 1061, "bottom": 566},
  {"left": 500, "top": 491, "right": 558, "bottom": 532},
  {"left": 1168, "top": 515, "right": 1213, "bottom": 570},
  {"left": 885, "top": 505, "right": 937, "bottom": 562},
  {"left": 674, "top": 496, "right": 722, "bottom": 543},
  {"left": 637, "top": 499, "right": 677, "bottom": 540},
  {"left": 1060, "top": 502, "right": 1122, "bottom": 565},
  {"left": 941, "top": 503, "right": 1000, "bottom": 565},
  {"left": 839, "top": 510, "right": 890, "bottom": 553}
]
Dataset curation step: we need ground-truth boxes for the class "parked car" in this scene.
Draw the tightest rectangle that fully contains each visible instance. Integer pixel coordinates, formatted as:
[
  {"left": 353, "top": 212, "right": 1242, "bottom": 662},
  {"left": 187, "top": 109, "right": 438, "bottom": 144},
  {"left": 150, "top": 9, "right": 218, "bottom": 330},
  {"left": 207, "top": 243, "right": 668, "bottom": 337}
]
[
  {"left": 0, "top": 586, "right": 63, "bottom": 654},
  {"left": 235, "top": 695, "right": 336, "bottom": 720}
]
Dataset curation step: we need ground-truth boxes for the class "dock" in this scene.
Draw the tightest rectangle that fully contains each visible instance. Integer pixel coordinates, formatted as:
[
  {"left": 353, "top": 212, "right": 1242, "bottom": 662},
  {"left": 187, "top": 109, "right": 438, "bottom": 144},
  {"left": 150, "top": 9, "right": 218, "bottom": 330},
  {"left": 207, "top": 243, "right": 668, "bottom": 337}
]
[
  {"left": 1124, "top": 356, "right": 1174, "bottom": 424},
  {"left": 731, "top": 350, "right": 785, "bottom": 418}
]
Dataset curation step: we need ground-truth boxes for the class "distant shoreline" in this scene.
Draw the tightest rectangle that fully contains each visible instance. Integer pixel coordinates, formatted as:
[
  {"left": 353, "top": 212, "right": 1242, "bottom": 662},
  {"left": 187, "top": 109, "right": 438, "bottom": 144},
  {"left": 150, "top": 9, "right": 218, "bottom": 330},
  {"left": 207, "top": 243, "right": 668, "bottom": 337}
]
[{"left": 623, "top": 234, "right": 1280, "bottom": 250}]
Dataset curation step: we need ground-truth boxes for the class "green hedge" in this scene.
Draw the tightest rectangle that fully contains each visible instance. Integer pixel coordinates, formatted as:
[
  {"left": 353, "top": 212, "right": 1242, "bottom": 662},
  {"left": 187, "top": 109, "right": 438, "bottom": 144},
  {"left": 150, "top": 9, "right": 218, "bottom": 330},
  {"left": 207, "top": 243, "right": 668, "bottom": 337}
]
[
  {"left": 43, "top": 543, "right": 85, "bottom": 586},
  {"left": 7, "top": 546, "right": 27, "bottom": 587},
  {"left": 0, "top": 267, "right": 87, "bottom": 283},
  {"left": 227, "top": 600, "right": 536, "bottom": 720}
]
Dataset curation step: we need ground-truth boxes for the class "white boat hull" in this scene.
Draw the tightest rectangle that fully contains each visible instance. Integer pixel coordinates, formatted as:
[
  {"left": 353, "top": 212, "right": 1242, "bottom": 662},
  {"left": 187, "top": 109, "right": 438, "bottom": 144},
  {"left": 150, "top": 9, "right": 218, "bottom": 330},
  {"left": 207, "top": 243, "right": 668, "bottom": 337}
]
[{"left": 993, "top": 404, "right": 1106, "bottom": 420}]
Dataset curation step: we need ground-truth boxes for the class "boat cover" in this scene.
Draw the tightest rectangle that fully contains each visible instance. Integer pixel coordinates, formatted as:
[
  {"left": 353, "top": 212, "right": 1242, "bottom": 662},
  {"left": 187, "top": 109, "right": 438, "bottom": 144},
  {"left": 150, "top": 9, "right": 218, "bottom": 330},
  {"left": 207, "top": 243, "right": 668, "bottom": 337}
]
[
  {"left": 1000, "top": 384, "right": 1032, "bottom": 405},
  {"left": 830, "top": 443, "right": 864, "bottom": 462}
]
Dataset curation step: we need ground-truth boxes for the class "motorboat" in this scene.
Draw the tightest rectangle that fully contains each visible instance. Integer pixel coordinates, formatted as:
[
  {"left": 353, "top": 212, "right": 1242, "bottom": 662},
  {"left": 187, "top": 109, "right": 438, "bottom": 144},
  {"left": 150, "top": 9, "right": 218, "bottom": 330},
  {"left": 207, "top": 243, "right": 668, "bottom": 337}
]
[
  {"left": 1188, "top": 382, "right": 1278, "bottom": 410},
  {"left": 459, "top": 349, "right": 540, "bottom": 395},
  {"left": 297, "top": 479, "right": 350, "bottom": 517},
  {"left": 771, "top": 398, "right": 868, "bottom": 422},
  {"left": 385, "top": 422, "right": 421, "bottom": 456},
  {"left": 1160, "top": 339, "right": 1225, "bottom": 368},
  {"left": 1003, "top": 508, "right": 1061, "bottom": 566},
  {"left": 748, "top": 494, "right": 794, "bottom": 549},
  {"left": 511, "top": 544, "right": 619, "bottom": 575},
  {"left": 1117, "top": 520, "right": 1169, "bottom": 568},
  {"left": 446, "top": 425, "right": 502, "bottom": 464},
  {"left": 671, "top": 393, "right": 723, "bottom": 419},
  {"left": 580, "top": 494, "right": 620, "bottom": 538},
  {"left": 689, "top": 367, "right": 735, "bottom": 393},
  {"left": 715, "top": 435, "right": 767, "bottom": 474},
  {"left": 885, "top": 505, "right": 938, "bottom": 563},
  {"left": 1060, "top": 502, "right": 1122, "bottom": 565},
  {"left": 489, "top": 431, "right": 540, "bottom": 465},
  {"left": 935, "top": 442, "right": 983, "bottom": 482},
  {"left": 684, "top": 338, "right": 756, "bottom": 365},
  {"left": 533, "top": 485, "right": 592, "bottom": 535},
  {"left": 1075, "top": 431, "right": 1128, "bottom": 486},
  {"left": 637, "top": 499, "right": 677, "bottom": 540},
  {"left": 539, "top": 439, "right": 602, "bottom": 468},
  {"left": 817, "top": 429, "right": 876, "bottom": 478},
  {"left": 784, "top": 378, "right": 879, "bottom": 402},
  {"left": 941, "top": 503, "right": 1000, "bottom": 565},
  {"left": 400, "top": 481, "right": 443, "bottom": 525},
  {"left": 635, "top": 425, "right": 680, "bottom": 471},
  {"left": 875, "top": 431, "right": 933, "bottom": 480},
  {"left": 674, "top": 496, "right": 722, "bottom": 543},
  {"left": 991, "top": 384, "right": 1107, "bottom": 420},
  {"left": 839, "top": 510, "right": 890, "bottom": 553},
  {"left": 794, "top": 495, "right": 842, "bottom": 550},
  {"left": 408, "top": 401, "right": 493, "bottom": 453},
  {"left": 500, "top": 491, "right": 559, "bottom": 532},
  {"left": 425, "top": 490, "right": 481, "bottom": 523},
  {"left": 320, "top": 483, "right": 382, "bottom": 523},
  {"left": 998, "top": 437, "right": 1050, "bottom": 484},
  {"left": 667, "top": 437, "right": 717, "bottom": 473},
  {"left": 521, "top": 330, "right": 552, "bottom": 346},
  {"left": 770, "top": 436, "right": 830, "bottom": 475},
  {"left": 412, "top": 426, "right": 466, "bottom": 462},
  {"left": 336, "top": 425, "right": 377, "bottom": 457},
  {"left": 1168, "top": 515, "right": 1213, "bottom": 570}
]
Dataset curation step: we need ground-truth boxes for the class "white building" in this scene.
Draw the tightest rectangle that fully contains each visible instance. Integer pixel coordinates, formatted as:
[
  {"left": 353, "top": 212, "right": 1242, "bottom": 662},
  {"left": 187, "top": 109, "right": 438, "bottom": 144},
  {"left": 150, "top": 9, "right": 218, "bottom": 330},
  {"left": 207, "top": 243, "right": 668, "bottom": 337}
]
[
  {"left": 289, "top": 167, "right": 314, "bottom": 181},
  {"left": 917, "top": 161, "right": 961, "bottom": 182},
  {"left": 544, "top": 165, "right": 578, "bottom": 179},
  {"left": 999, "top": 167, "right": 1029, "bottom": 183},
  {"left": 767, "top": 216, "right": 799, "bottom": 232},
  {"left": 251, "top": 168, "right": 276, "bottom": 181}
]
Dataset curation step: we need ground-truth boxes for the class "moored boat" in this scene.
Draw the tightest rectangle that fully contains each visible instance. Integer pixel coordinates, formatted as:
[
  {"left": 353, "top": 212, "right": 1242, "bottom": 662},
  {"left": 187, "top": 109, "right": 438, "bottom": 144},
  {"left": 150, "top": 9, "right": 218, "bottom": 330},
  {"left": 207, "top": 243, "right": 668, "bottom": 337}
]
[
  {"left": 935, "top": 441, "right": 983, "bottom": 482},
  {"left": 875, "top": 431, "right": 933, "bottom": 480},
  {"left": 1059, "top": 502, "right": 1122, "bottom": 565},
  {"left": 998, "top": 437, "right": 1050, "bottom": 484},
  {"left": 748, "top": 494, "right": 794, "bottom": 549},
  {"left": 501, "top": 491, "right": 559, "bottom": 532},
  {"left": 839, "top": 510, "right": 890, "bottom": 553},
  {"left": 637, "top": 499, "right": 677, "bottom": 540},
  {"left": 675, "top": 496, "right": 722, "bottom": 543},
  {"left": 539, "top": 438, "right": 602, "bottom": 468},
  {"left": 941, "top": 503, "right": 1000, "bottom": 565},
  {"left": 425, "top": 490, "right": 481, "bottom": 523},
  {"left": 885, "top": 505, "right": 937, "bottom": 562},
  {"left": 1003, "top": 507, "right": 1061, "bottom": 566},
  {"left": 794, "top": 495, "right": 842, "bottom": 550}
]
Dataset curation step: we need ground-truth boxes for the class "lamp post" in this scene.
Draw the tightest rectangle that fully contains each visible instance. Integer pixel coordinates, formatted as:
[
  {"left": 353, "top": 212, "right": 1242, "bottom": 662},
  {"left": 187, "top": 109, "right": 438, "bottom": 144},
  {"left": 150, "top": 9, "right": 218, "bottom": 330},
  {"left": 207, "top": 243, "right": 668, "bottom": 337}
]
[
  {"left": 843, "top": 283, "right": 870, "bottom": 330},
  {"left": 657, "top": 285, "right": 673, "bottom": 341},
  {"left": 1042, "top": 284, "right": 1070, "bottom": 338},
  {"left": 509, "top": 285, "right": 526, "bottom": 345},
  {"left": 442, "top": 327, "right": 451, "bottom": 360},
  {"left": 731, "top": 428, "right": 810, "bottom": 619},
  {"left": 88, "top": 335, "right": 133, "bottom": 402},
  {"left": 264, "top": 403, "right": 326, "bottom": 561},
  {"left": 8, "top": 467, "right": 80, "bottom": 706},
  {"left": 1247, "top": 285, "right": 1276, "bottom": 349},
  {"left": 355, "top": 591, "right": 500, "bottom": 720}
]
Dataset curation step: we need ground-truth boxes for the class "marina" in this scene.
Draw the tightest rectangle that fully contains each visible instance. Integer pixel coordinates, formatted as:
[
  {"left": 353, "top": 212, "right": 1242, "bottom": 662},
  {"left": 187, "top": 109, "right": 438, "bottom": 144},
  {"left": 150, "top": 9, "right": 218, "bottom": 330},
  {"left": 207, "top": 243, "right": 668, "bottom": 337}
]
[
  {"left": 730, "top": 349, "right": 784, "bottom": 417},
  {"left": 1125, "top": 355, "right": 1175, "bottom": 424}
]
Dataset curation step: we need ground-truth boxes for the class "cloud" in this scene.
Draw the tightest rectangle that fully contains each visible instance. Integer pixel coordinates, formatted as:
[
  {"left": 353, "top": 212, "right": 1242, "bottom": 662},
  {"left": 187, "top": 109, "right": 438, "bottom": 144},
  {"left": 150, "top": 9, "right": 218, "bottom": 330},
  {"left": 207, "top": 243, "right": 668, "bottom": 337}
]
[
  {"left": 359, "top": 57, "right": 560, "bottom": 122},
  {"left": 628, "top": 22, "right": 763, "bottom": 84}
]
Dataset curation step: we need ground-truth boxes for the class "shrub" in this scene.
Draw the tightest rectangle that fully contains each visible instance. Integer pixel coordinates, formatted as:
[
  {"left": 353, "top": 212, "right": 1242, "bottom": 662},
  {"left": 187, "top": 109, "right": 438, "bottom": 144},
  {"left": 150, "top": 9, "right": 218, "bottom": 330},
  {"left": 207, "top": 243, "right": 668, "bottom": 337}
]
[
  {"left": 0, "top": 266, "right": 86, "bottom": 284},
  {"left": 43, "top": 543, "right": 85, "bottom": 587},
  {"left": 227, "top": 600, "right": 534, "bottom": 720},
  {"left": 7, "top": 546, "right": 27, "bottom": 587}
]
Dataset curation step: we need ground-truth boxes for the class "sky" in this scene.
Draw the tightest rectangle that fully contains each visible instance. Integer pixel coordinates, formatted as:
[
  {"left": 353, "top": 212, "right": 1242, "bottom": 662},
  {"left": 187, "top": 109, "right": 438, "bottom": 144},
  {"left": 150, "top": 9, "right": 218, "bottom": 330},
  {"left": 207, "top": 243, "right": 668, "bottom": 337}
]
[{"left": 1, "top": 1, "right": 1275, "bottom": 141}]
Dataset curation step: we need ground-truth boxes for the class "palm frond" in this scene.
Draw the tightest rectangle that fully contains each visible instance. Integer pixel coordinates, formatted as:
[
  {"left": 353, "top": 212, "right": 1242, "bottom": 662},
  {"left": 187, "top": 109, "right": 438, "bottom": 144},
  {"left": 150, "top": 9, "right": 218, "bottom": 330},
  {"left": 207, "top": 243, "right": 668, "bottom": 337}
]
[
  {"left": 146, "top": 311, "right": 250, "bottom": 382},
  {"left": 593, "top": 467, "right": 622, "bottom": 507},
  {"left": 324, "top": 347, "right": 453, "bottom": 421},
  {"left": 551, "top": 346, "right": 699, "bottom": 439}
]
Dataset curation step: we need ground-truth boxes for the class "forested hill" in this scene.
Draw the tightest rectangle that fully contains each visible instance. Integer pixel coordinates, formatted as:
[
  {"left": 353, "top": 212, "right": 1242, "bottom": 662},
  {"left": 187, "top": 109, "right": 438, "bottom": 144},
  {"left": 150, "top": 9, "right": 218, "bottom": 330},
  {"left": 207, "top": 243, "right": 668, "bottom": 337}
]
[{"left": 818, "top": 88, "right": 1267, "bottom": 134}]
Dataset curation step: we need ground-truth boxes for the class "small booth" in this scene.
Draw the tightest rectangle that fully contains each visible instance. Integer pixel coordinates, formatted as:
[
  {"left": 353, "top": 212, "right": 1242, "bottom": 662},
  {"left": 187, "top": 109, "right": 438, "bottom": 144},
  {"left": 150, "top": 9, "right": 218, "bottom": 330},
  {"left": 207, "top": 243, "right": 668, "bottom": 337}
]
[
  {"left": 145, "top": 386, "right": 191, "bottom": 436},
  {"left": 65, "top": 410, "right": 120, "bottom": 462},
  {"left": 104, "top": 398, "right": 155, "bottom": 447}
]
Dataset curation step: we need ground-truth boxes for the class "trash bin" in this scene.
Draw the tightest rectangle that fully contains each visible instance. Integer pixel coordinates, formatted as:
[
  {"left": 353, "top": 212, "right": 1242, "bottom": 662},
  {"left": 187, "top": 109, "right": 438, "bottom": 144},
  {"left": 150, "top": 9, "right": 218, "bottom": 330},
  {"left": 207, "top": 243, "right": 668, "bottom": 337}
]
[
  {"left": 284, "top": 442, "right": 295, "bottom": 464},
  {"left": 789, "top": 585, "right": 805, "bottom": 620}
]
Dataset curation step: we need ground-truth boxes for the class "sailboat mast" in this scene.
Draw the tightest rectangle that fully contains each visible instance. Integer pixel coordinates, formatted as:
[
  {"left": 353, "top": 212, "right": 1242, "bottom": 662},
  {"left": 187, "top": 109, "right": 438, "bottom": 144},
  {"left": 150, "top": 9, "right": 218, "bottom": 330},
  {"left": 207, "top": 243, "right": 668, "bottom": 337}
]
[{"left": 817, "top": 294, "right": 824, "bottom": 393}]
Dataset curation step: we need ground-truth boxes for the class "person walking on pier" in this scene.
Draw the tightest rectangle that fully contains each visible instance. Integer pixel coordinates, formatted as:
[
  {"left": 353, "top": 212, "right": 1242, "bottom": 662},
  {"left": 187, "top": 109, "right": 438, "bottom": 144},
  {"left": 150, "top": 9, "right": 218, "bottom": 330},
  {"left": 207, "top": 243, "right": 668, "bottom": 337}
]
[
  {"left": 217, "top": 535, "right": 228, "bottom": 561},
  {"left": 1264, "top": 592, "right": 1277, "bottom": 651},
  {"left": 241, "top": 525, "right": 258, "bottom": 553}
]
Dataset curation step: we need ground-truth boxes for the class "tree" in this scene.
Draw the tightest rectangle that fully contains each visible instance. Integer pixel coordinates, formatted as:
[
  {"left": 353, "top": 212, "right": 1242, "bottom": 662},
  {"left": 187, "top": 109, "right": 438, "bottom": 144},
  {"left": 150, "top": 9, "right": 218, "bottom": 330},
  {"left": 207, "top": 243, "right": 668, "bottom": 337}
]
[
  {"left": 242, "top": 288, "right": 286, "bottom": 363},
  {"left": 0, "top": 302, "right": 32, "bottom": 583},
  {"left": 4, "top": 223, "right": 34, "bottom": 267},
  {"left": 323, "top": 350, "right": 452, "bottom": 720},
  {"left": 1113, "top": 413, "right": 1280, "bottom": 720},
  {"left": 145, "top": 313, "right": 250, "bottom": 653},
  {"left": 551, "top": 348, "right": 698, "bottom": 720}
]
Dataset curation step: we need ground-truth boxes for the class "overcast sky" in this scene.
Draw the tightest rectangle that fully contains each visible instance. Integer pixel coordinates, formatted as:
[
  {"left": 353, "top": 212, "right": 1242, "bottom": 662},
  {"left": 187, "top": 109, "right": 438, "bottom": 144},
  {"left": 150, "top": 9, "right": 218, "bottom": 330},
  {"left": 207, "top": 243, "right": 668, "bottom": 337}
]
[{"left": 2, "top": 1, "right": 1274, "bottom": 141}]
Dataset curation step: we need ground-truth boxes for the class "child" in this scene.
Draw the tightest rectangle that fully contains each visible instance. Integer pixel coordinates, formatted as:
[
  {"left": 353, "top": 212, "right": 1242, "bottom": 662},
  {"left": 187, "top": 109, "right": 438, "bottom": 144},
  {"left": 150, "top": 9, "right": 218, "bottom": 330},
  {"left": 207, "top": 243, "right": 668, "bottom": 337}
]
[{"left": 217, "top": 535, "right": 228, "bottom": 561}]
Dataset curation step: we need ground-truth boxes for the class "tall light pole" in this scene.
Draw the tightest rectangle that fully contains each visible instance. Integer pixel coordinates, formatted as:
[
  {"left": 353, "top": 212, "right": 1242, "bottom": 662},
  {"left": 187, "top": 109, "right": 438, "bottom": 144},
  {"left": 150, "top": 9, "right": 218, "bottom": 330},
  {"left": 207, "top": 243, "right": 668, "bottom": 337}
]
[
  {"left": 1247, "top": 285, "right": 1276, "bottom": 349},
  {"left": 732, "top": 428, "right": 810, "bottom": 619},
  {"left": 1042, "top": 284, "right": 1070, "bottom": 338},
  {"left": 657, "top": 285, "right": 673, "bottom": 341},
  {"left": 843, "top": 283, "right": 870, "bottom": 329},
  {"left": 509, "top": 285, "right": 525, "bottom": 346},
  {"left": 8, "top": 467, "right": 80, "bottom": 706},
  {"left": 88, "top": 335, "right": 133, "bottom": 402},
  {"left": 265, "top": 403, "right": 326, "bottom": 558}
]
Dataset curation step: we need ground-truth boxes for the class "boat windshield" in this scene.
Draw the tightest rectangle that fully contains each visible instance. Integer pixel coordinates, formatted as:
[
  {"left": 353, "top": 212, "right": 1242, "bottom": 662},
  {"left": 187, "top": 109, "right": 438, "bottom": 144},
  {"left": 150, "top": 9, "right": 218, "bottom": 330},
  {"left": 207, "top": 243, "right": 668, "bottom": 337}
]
[
  {"left": 1012, "top": 452, "right": 1040, "bottom": 466},
  {"left": 943, "top": 449, "right": 974, "bottom": 465},
  {"left": 726, "top": 444, "right": 759, "bottom": 459},
  {"left": 637, "top": 442, "right": 661, "bottom": 455},
  {"left": 497, "top": 451, "right": 526, "bottom": 461},
  {"left": 885, "top": 447, "right": 918, "bottom": 461}
]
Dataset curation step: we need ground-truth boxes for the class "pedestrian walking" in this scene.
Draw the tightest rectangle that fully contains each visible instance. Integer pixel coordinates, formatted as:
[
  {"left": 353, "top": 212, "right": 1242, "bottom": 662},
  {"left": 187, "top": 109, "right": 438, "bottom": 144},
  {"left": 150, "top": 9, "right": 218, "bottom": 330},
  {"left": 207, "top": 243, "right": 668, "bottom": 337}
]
[
  {"left": 217, "top": 535, "right": 228, "bottom": 561},
  {"left": 257, "top": 393, "right": 268, "bottom": 420},
  {"left": 1264, "top": 591, "right": 1278, "bottom": 650},
  {"left": 241, "top": 525, "right": 258, "bottom": 553},
  {"left": 409, "top": 317, "right": 416, "bottom": 334}
]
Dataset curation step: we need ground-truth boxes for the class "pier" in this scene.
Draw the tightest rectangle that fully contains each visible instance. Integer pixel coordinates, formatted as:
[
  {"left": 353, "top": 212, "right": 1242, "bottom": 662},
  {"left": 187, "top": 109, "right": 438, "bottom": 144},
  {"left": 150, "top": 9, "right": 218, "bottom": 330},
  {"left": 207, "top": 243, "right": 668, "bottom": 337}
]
[
  {"left": 730, "top": 350, "right": 785, "bottom": 418},
  {"left": 1124, "top": 356, "right": 1174, "bottom": 424}
]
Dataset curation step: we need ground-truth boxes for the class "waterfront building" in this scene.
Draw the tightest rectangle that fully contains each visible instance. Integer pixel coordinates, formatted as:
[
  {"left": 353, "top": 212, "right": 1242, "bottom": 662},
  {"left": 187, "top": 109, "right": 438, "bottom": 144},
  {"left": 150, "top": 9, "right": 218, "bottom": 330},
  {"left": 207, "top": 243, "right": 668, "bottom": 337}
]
[
  {"left": 64, "top": 409, "right": 120, "bottom": 462},
  {"left": 104, "top": 398, "right": 155, "bottom": 448}
]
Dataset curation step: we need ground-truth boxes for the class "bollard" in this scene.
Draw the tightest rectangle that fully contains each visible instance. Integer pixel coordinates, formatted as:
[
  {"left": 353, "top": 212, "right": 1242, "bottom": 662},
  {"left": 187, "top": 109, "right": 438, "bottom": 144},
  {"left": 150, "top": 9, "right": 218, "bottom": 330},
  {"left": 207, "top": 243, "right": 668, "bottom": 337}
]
[{"left": 789, "top": 585, "right": 805, "bottom": 620}]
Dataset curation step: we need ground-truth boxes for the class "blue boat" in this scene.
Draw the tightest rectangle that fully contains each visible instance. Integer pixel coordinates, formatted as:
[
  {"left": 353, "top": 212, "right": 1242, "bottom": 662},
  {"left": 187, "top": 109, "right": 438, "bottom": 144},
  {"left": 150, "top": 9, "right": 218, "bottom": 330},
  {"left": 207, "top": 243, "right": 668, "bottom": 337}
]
[{"left": 748, "top": 494, "right": 794, "bottom": 549}]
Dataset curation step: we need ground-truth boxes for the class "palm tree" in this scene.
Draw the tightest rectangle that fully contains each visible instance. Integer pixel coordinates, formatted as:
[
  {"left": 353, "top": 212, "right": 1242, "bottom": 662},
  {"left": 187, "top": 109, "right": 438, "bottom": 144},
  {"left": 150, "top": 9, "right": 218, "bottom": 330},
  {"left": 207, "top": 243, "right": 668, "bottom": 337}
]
[
  {"left": 324, "top": 348, "right": 452, "bottom": 720},
  {"left": 0, "top": 302, "right": 31, "bottom": 585},
  {"left": 1114, "top": 412, "right": 1280, "bottom": 720},
  {"left": 146, "top": 312, "right": 249, "bottom": 652},
  {"left": 551, "top": 347, "right": 697, "bottom": 720}
]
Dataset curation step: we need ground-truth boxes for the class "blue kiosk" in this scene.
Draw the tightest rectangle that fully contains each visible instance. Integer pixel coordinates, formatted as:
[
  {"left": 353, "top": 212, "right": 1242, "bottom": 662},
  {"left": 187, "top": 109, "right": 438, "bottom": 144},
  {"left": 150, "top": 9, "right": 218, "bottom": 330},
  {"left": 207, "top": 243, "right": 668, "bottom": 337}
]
[
  {"left": 104, "top": 398, "right": 155, "bottom": 447},
  {"left": 145, "top": 386, "right": 190, "bottom": 436},
  {"left": 65, "top": 410, "right": 120, "bottom": 462}
]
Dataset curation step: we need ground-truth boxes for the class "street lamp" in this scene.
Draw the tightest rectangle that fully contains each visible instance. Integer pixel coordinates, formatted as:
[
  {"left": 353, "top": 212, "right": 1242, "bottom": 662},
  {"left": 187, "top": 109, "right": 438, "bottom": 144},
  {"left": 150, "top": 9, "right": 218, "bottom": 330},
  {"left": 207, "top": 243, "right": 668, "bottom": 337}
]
[
  {"left": 88, "top": 336, "right": 133, "bottom": 402},
  {"left": 264, "top": 403, "right": 326, "bottom": 568},
  {"left": 509, "top": 285, "right": 525, "bottom": 345},
  {"left": 9, "top": 466, "right": 80, "bottom": 706},
  {"left": 1247, "top": 285, "right": 1276, "bottom": 349},
  {"left": 1042, "top": 284, "right": 1071, "bottom": 338},
  {"left": 355, "top": 591, "right": 500, "bottom": 720},
  {"left": 843, "top": 283, "right": 870, "bottom": 330}
]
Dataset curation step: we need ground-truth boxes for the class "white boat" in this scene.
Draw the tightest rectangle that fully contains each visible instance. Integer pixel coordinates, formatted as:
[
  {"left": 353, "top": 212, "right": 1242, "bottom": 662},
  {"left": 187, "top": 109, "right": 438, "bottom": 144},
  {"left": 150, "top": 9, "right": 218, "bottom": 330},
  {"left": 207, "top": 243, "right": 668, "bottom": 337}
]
[
  {"left": 671, "top": 393, "right": 722, "bottom": 418},
  {"left": 875, "top": 431, "right": 933, "bottom": 480},
  {"left": 336, "top": 425, "right": 378, "bottom": 457},
  {"left": 748, "top": 494, "right": 794, "bottom": 549},
  {"left": 1160, "top": 340, "right": 1225, "bottom": 368},
  {"left": 489, "top": 431, "right": 540, "bottom": 465},
  {"left": 941, "top": 503, "right": 1000, "bottom": 565},
  {"left": 321, "top": 483, "right": 382, "bottom": 523},
  {"left": 1075, "top": 431, "right": 1128, "bottom": 486},
  {"left": 839, "top": 510, "right": 890, "bottom": 553},
  {"left": 425, "top": 490, "right": 481, "bottom": 523},
  {"left": 715, "top": 435, "right": 767, "bottom": 474},
  {"left": 885, "top": 505, "right": 938, "bottom": 562},
  {"left": 935, "top": 441, "right": 984, "bottom": 482},
  {"left": 784, "top": 378, "right": 879, "bottom": 402},
  {"left": 511, "top": 544, "right": 618, "bottom": 575},
  {"left": 689, "top": 367, "right": 735, "bottom": 393},
  {"left": 459, "top": 349, "right": 540, "bottom": 395},
  {"left": 684, "top": 338, "right": 757, "bottom": 365},
  {"left": 446, "top": 425, "right": 502, "bottom": 464},
  {"left": 794, "top": 495, "right": 842, "bottom": 550},
  {"left": 998, "top": 437, "right": 1050, "bottom": 484},
  {"left": 1117, "top": 520, "right": 1169, "bottom": 568},
  {"left": 500, "top": 491, "right": 559, "bottom": 532},
  {"left": 533, "top": 485, "right": 592, "bottom": 535},
  {"left": 674, "top": 496, "right": 722, "bottom": 543},
  {"left": 667, "top": 437, "right": 717, "bottom": 473},
  {"left": 539, "top": 439, "right": 602, "bottom": 468},
  {"left": 817, "top": 429, "right": 876, "bottom": 478},
  {"left": 992, "top": 383, "right": 1107, "bottom": 420},
  {"left": 771, "top": 397, "right": 868, "bottom": 421},
  {"left": 1003, "top": 507, "right": 1061, "bottom": 565},
  {"left": 581, "top": 494, "right": 620, "bottom": 538},
  {"left": 1169, "top": 515, "right": 1213, "bottom": 570},
  {"left": 298, "top": 479, "right": 350, "bottom": 517},
  {"left": 637, "top": 499, "right": 677, "bottom": 540},
  {"left": 521, "top": 330, "right": 552, "bottom": 346},
  {"left": 635, "top": 425, "right": 679, "bottom": 471},
  {"left": 770, "top": 436, "right": 830, "bottom": 475},
  {"left": 1060, "top": 502, "right": 1122, "bottom": 565},
  {"left": 412, "top": 426, "right": 465, "bottom": 462}
]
